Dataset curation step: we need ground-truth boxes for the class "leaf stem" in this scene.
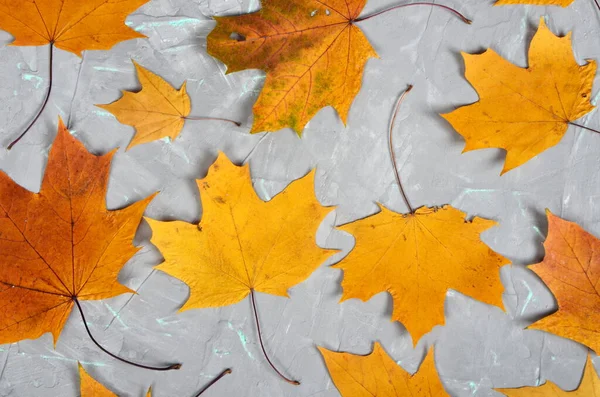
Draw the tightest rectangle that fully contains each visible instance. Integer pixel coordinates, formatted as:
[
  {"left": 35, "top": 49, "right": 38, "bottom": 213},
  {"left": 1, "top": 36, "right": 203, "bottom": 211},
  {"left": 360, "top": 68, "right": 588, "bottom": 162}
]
[
  {"left": 354, "top": 2, "right": 472, "bottom": 24},
  {"left": 249, "top": 289, "right": 300, "bottom": 385},
  {"left": 594, "top": 0, "right": 600, "bottom": 13},
  {"left": 389, "top": 85, "right": 414, "bottom": 214},
  {"left": 8, "top": 42, "right": 55, "bottom": 150},
  {"left": 195, "top": 368, "right": 232, "bottom": 396},
  {"left": 73, "top": 298, "right": 181, "bottom": 371},
  {"left": 569, "top": 121, "right": 600, "bottom": 135},
  {"left": 183, "top": 116, "right": 241, "bottom": 127}
]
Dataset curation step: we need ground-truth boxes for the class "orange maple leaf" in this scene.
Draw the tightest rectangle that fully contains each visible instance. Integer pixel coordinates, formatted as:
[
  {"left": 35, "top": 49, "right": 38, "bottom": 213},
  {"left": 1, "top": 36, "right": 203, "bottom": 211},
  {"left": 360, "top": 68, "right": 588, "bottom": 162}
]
[
  {"left": 495, "top": 0, "right": 574, "bottom": 6},
  {"left": 495, "top": 353, "right": 600, "bottom": 396},
  {"left": 0, "top": 119, "right": 153, "bottom": 345},
  {"left": 0, "top": 0, "right": 148, "bottom": 56},
  {"left": 319, "top": 344, "right": 449, "bottom": 396},
  {"left": 441, "top": 18, "right": 596, "bottom": 174},
  {"left": 335, "top": 205, "right": 508, "bottom": 345},
  {"left": 207, "top": 0, "right": 378, "bottom": 134},
  {"left": 79, "top": 363, "right": 152, "bottom": 396},
  {"left": 528, "top": 210, "right": 600, "bottom": 353}
]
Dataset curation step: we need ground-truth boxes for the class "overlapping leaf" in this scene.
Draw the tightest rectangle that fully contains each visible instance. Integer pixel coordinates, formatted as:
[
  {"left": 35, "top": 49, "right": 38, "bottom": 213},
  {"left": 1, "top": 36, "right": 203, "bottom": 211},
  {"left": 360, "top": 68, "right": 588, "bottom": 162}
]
[
  {"left": 0, "top": 0, "right": 148, "bottom": 56},
  {"left": 495, "top": 0, "right": 574, "bottom": 6},
  {"left": 207, "top": 0, "right": 377, "bottom": 134},
  {"left": 442, "top": 18, "right": 596, "bottom": 174},
  {"left": 335, "top": 205, "right": 508, "bottom": 344},
  {"left": 528, "top": 211, "right": 600, "bottom": 353},
  {"left": 98, "top": 61, "right": 191, "bottom": 149},
  {"left": 319, "top": 344, "right": 449, "bottom": 396},
  {"left": 148, "top": 153, "right": 335, "bottom": 310},
  {"left": 0, "top": 119, "right": 152, "bottom": 344}
]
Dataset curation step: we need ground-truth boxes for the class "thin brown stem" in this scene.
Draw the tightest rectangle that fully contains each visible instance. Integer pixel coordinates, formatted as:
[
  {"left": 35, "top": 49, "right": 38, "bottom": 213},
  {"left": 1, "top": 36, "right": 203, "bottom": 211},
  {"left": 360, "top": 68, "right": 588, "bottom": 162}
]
[
  {"left": 8, "top": 42, "right": 55, "bottom": 150},
  {"left": 183, "top": 116, "right": 241, "bottom": 127},
  {"left": 389, "top": 85, "right": 414, "bottom": 214},
  {"left": 74, "top": 298, "right": 181, "bottom": 371},
  {"left": 195, "top": 368, "right": 232, "bottom": 396},
  {"left": 594, "top": 0, "right": 600, "bottom": 13},
  {"left": 249, "top": 289, "right": 300, "bottom": 385},
  {"left": 570, "top": 121, "right": 600, "bottom": 135},
  {"left": 354, "top": 2, "right": 471, "bottom": 24}
]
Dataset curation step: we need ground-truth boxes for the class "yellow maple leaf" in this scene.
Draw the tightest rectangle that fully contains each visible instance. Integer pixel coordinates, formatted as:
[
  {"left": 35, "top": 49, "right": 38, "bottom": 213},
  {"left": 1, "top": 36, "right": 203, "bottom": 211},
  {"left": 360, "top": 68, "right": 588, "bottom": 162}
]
[
  {"left": 148, "top": 153, "right": 334, "bottom": 309},
  {"left": 207, "top": 0, "right": 378, "bottom": 134},
  {"left": 442, "top": 18, "right": 596, "bottom": 174},
  {"left": 0, "top": 0, "right": 147, "bottom": 56},
  {"left": 495, "top": 0, "right": 574, "bottom": 6},
  {"left": 79, "top": 363, "right": 152, "bottom": 396},
  {"left": 335, "top": 205, "right": 508, "bottom": 344},
  {"left": 528, "top": 210, "right": 600, "bottom": 353},
  {"left": 97, "top": 61, "right": 191, "bottom": 149},
  {"left": 319, "top": 344, "right": 449, "bottom": 396},
  {"left": 495, "top": 354, "right": 600, "bottom": 396}
]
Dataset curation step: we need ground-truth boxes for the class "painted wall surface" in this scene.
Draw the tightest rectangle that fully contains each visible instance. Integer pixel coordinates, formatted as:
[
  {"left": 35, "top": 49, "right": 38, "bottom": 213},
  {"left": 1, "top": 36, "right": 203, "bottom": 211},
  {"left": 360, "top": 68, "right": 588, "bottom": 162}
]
[{"left": 0, "top": 0, "right": 599, "bottom": 396}]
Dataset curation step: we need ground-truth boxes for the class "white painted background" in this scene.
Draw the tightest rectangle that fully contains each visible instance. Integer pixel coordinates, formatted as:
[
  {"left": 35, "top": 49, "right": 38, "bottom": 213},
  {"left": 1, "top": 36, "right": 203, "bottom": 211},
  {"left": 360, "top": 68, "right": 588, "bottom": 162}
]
[{"left": 0, "top": 0, "right": 599, "bottom": 395}]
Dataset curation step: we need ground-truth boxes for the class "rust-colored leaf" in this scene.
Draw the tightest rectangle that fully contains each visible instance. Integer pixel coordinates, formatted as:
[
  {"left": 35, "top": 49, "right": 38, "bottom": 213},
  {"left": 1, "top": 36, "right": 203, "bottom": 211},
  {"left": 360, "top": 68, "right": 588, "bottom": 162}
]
[
  {"left": 528, "top": 210, "right": 600, "bottom": 353},
  {"left": 0, "top": 119, "right": 152, "bottom": 345},
  {"left": 207, "top": 0, "right": 377, "bottom": 134},
  {"left": 0, "top": 0, "right": 148, "bottom": 56}
]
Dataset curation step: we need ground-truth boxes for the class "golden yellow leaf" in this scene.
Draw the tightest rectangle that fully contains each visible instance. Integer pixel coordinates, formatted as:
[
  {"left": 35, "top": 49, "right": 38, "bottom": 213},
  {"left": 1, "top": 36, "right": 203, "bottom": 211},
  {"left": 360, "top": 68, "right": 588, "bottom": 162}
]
[
  {"left": 528, "top": 210, "right": 600, "bottom": 353},
  {"left": 97, "top": 61, "right": 191, "bottom": 149},
  {"left": 0, "top": 0, "right": 147, "bottom": 56},
  {"left": 79, "top": 363, "right": 152, "bottom": 396},
  {"left": 335, "top": 205, "right": 508, "bottom": 344},
  {"left": 0, "top": 119, "right": 152, "bottom": 345},
  {"left": 442, "top": 18, "right": 595, "bottom": 174},
  {"left": 147, "top": 153, "right": 334, "bottom": 310},
  {"left": 207, "top": 0, "right": 377, "bottom": 134},
  {"left": 495, "top": 354, "right": 600, "bottom": 396},
  {"left": 495, "top": 0, "right": 574, "bottom": 6},
  {"left": 319, "top": 344, "right": 449, "bottom": 396}
]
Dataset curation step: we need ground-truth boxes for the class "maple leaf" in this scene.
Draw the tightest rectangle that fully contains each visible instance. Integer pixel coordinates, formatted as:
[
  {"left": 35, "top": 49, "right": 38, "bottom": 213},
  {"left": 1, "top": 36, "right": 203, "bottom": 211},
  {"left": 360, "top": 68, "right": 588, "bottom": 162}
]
[
  {"left": 79, "top": 363, "right": 152, "bottom": 396},
  {"left": 0, "top": 119, "right": 152, "bottom": 345},
  {"left": 495, "top": 353, "right": 600, "bottom": 396},
  {"left": 441, "top": 18, "right": 596, "bottom": 174},
  {"left": 97, "top": 61, "right": 191, "bottom": 149},
  {"left": 334, "top": 205, "right": 508, "bottom": 344},
  {"left": 0, "top": 0, "right": 148, "bottom": 56},
  {"left": 147, "top": 153, "right": 335, "bottom": 383},
  {"left": 206, "top": 0, "right": 378, "bottom": 134},
  {"left": 319, "top": 343, "right": 449, "bottom": 396},
  {"left": 495, "top": 0, "right": 574, "bottom": 6},
  {"left": 527, "top": 210, "right": 600, "bottom": 353}
]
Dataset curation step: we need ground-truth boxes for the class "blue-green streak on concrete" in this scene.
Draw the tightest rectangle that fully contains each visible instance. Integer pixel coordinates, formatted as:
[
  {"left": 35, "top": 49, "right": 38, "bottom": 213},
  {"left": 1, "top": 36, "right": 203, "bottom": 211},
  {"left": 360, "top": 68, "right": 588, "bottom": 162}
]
[
  {"left": 22, "top": 74, "right": 43, "bottom": 89},
  {"left": 128, "top": 18, "right": 199, "bottom": 32},
  {"left": 40, "top": 355, "right": 106, "bottom": 366},
  {"left": 94, "top": 109, "right": 113, "bottom": 118},
  {"left": 592, "top": 90, "right": 600, "bottom": 106},
  {"left": 104, "top": 303, "right": 128, "bottom": 329},
  {"left": 214, "top": 349, "right": 231, "bottom": 357},
  {"left": 156, "top": 317, "right": 180, "bottom": 326},
  {"left": 468, "top": 381, "right": 479, "bottom": 394},
  {"left": 240, "top": 75, "right": 266, "bottom": 98},
  {"left": 227, "top": 322, "right": 254, "bottom": 359},
  {"left": 533, "top": 225, "right": 544, "bottom": 239},
  {"left": 520, "top": 280, "right": 534, "bottom": 316}
]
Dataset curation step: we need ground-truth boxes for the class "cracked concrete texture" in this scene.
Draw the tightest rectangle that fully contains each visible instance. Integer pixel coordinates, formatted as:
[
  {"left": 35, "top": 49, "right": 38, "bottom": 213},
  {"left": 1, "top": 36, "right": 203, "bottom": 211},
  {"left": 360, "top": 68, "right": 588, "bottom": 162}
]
[{"left": 0, "top": 0, "right": 599, "bottom": 395}]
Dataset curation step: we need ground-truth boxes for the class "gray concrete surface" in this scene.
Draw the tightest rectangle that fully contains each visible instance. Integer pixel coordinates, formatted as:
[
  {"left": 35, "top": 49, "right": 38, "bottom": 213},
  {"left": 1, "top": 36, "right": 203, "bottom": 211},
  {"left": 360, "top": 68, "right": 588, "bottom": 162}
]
[{"left": 0, "top": 0, "right": 599, "bottom": 395}]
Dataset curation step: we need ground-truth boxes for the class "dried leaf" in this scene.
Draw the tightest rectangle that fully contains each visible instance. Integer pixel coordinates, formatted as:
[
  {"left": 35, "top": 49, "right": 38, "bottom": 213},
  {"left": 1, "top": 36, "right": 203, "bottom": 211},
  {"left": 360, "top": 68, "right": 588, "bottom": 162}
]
[
  {"left": 0, "top": 0, "right": 148, "bottom": 56},
  {"left": 495, "top": 0, "right": 574, "bottom": 6},
  {"left": 0, "top": 119, "right": 152, "bottom": 344},
  {"left": 495, "top": 354, "right": 600, "bottom": 396},
  {"left": 335, "top": 205, "right": 508, "bottom": 344},
  {"left": 528, "top": 210, "right": 600, "bottom": 353},
  {"left": 207, "top": 0, "right": 377, "bottom": 134},
  {"left": 319, "top": 344, "right": 449, "bottom": 396},
  {"left": 442, "top": 18, "right": 595, "bottom": 174},
  {"left": 148, "top": 153, "right": 334, "bottom": 310},
  {"left": 97, "top": 61, "right": 191, "bottom": 149},
  {"left": 79, "top": 363, "right": 152, "bottom": 396}
]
